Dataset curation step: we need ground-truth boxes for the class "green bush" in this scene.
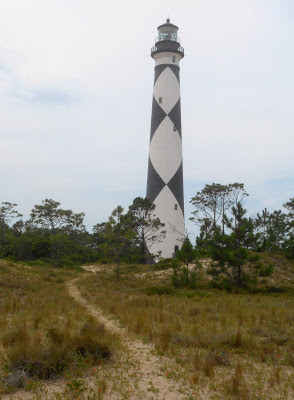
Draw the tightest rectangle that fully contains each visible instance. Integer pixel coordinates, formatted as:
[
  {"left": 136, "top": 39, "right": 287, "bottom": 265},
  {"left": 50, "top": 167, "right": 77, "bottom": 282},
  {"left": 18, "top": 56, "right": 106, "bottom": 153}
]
[
  {"left": 172, "top": 266, "right": 198, "bottom": 289},
  {"left": 153, "top": 258, "right": 174, "bottom": 271},
  {"left": 259, "top": 263, "right": 274, "bottom": 277},
  {"left": 209, "top": 279, "right": 234, "bottom": 291}
]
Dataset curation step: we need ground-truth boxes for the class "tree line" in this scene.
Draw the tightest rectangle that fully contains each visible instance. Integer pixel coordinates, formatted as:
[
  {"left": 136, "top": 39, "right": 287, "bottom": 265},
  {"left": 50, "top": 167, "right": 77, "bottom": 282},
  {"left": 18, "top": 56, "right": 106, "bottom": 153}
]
[
  {"left": 0, "top": 197, "right": 165, "bottom": 269},
  {"left": 0, "top": 184, "right": 293, "bottom": 283}
]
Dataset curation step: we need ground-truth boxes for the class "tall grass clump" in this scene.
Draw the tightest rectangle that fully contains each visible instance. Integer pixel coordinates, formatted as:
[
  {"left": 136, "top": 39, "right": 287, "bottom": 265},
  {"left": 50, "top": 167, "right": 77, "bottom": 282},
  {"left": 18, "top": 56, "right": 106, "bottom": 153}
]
[{"left": 4, "top": 318, "right": 111, "bottom": 381}]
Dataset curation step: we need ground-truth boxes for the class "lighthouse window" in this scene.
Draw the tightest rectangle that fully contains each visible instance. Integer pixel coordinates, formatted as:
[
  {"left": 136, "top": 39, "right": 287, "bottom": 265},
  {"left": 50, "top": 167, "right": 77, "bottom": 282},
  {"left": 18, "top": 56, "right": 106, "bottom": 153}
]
[
  {"left": 159, "top": 97, "right": 162, "bottom": 104},
  {"left": 172, "top": 56, "right": 176, "bottom": 63},
  {"left": 175, "top": 245, "right": 179, "bottom": 254},
  {"left": 174, "top": 204, "right": 178, "bottom": 210},
  {"left": 173, "top": 125, "right": 177, "bottom": 132}
]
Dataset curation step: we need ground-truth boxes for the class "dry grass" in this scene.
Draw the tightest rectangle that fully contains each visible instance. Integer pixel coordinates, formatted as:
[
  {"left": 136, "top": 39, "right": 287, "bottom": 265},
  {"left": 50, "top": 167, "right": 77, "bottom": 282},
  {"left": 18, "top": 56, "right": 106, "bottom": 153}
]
[
  {"left": 0, "top": 261, "right": 117, "bottom": 395},
  {"left": 78, "top": 261, "right": 294, "bottom": 399},
  {"left": 1, "top": 257, "right": 294, "bottom": 399}
]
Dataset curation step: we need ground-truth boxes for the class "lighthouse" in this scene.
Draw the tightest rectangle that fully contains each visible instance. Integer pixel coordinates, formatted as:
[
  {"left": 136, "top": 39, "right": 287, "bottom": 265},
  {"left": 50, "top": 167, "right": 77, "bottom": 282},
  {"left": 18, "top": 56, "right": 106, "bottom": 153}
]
[{"left": 146, "top": 19, "right": 185, "bottom": 260}]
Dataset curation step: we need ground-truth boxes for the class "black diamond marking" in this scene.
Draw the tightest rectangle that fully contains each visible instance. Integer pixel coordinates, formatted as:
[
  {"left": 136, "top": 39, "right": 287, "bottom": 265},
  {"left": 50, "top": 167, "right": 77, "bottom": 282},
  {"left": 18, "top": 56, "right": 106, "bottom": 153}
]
[
  {"left": 154, "top": 65, "right": 168, "bottom": 84},
  {"left": 168, "top": 99, "right": 182, "bottom": 138},
  {"left": 167, "top": 64, "right": 180, "bottom": 83},
  {"left": 154, "top": 64, "right": 180, "bottom": 84},
  {"left": 150, "top": 98, "right": 167, "bottom": 142},
  {"left": 167, "top": 161, "right": 184, "bottom": 215},
  {"left": 146, "top": 157, "right": 166, "bottom": 202}
]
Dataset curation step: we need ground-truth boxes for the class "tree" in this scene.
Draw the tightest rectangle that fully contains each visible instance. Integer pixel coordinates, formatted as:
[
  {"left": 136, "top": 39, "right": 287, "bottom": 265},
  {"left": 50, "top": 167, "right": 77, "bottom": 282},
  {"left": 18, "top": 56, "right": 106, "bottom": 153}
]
[
  {"left": 283, "top": 198, "right": 294, "bottom": 259},
  {"left": 105, "top": 206, "right": 135, "bottom": 279},
  {"left": 127, "top": 197, "right": 165, "bottom": 263},
  {"left": 175, "top": 237, "right": 198, "bottom": 285},
  {"left": 30, "top": 199, "right": 64, "bottom": 231},
  {"left": 228, "top": 183, "right": 249, "bottom": 229},
  {"left": 255, "top": 209, "right": 287, "bottom": 253},
  {"left": 210, "top": 202, "right": 259, "bottom": 287},
  {"left": 190, "top": 183, "right": 224, "bottom": 232},
  {"left": 0, "top": 202, "right": 22, "bottom": 245},
  {"left": 92, "top": 222, "right": 115, "bottom": 261},
  {"left": 190, "top": 183, "right": 248, "bottom": 235},
  {"left": 12, "top": 220, "right": 25, "bottom": 237},
  {"left": 30, "top": 199, "right": 85, "bottom": 234},
  {"left": 190, "top": 183, "right": 248, "bottom": 252},
  {"left": 284, "top": 198, "right": 294, "bottom": 218},
  {"left": 218, "top": 184, "right": 233, "bottom": 234},
  {"left": 61, "top": 210, "right": 86, "bottom": 238},
  {"left": 32, "top": 238, "right": 51, "bottom": 258},
  {"left": 4, "top": 235, "right": 33, "bottom": 260},
  {"left": 28, "top": 199, "right": 90, "bottom": 265},
  {"left": 228, "top": 183, "right": 248, "bottom": 208},
  {"left": 254, "top": 208, "right": 270, "bottom": 252},
  {"left": 92, "top": 222, "right": 107, "bottom": 252}
]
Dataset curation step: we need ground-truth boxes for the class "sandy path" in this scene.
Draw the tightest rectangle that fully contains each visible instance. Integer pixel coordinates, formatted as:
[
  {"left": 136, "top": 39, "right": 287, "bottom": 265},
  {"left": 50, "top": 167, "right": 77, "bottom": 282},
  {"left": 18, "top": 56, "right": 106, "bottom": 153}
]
[
  {"left": 67, "top": 279, "right": 189, "bottom": 400},
  {"left": 1, "top": 275, "right": 190, "bottom": 400}
]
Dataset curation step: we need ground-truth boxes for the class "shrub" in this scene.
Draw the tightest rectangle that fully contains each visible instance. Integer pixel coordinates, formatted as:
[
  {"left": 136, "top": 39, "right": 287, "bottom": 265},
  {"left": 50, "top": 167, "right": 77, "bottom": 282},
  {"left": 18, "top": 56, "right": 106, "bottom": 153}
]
[
  {"left": 153, "top": 258, "right": 174, "bottom": 271},
  {"left": 3, "top": 319, "right": 112, "bottom": 387},
  {"left": 259, "top": 263, "right": 274, "bottom": 277}
]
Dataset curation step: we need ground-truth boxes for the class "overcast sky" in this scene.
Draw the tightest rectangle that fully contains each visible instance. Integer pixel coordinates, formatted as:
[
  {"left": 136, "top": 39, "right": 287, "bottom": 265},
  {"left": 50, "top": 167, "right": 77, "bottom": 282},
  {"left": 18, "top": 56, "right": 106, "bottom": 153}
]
[{"left": 1, "top": 0, "right": 293, "bottom": 235}]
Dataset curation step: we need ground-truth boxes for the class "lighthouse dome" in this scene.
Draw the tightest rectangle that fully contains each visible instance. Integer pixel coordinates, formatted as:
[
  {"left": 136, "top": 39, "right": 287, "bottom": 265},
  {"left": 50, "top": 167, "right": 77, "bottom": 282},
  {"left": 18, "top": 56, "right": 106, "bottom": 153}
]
[{"left": 151, "top": 19, "right": 184, "bottom": 58}]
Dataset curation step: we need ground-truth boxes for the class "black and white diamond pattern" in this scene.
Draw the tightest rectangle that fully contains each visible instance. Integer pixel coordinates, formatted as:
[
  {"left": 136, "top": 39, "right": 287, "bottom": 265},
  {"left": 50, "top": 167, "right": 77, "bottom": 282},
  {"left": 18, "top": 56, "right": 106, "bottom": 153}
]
[
  {"left": 146, "top": 63, "right": 185, "bottom": 259},
  {"left": 147, "top": 64, "right": 184, "bottom": 214},
  {"left": 153, "top": 67, "right": 180, "bottom": 114}
]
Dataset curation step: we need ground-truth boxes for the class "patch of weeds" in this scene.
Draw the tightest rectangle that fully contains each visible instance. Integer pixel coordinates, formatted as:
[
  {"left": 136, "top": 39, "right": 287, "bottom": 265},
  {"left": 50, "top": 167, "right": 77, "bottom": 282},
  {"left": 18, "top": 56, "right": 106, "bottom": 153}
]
[
  {"left": 259, "top": 263, "right": 274, "bottom": 277},
  {"left": 172, "top": 333, "right": 196, "bottom": 348},
  {"left": 192, "top": 350, "right": 203, "bottom": 372},
  {"left": 159, "top": 325, "right": 172, "bottom": 351},
  {"left": 120, "top": 265, "right": 142, "bottom": 274},
  {"left": 66, "top": 377, "right": 87, "bottom": 395},
  {"left": 96, "top": 376, "right": 107, "bottom": 395},
  {"left": 208, "top": 349, "right": 231, "bottom": 366},
  {"left": 146, "top": 286, "right": 175, "bottom": 296},
  {"left": 203, "top": 357, "right": 215, "bottom": 378},
  {"left": 2, "top": 318, "right": 112, "bottom": 392},
  {"left": 227, "top": 363, "right": 250, "bottom": 399},
  {"left": 285, "top": 352, "right": 294, "bottom": 366},
  {"left": 268, "top": 366, "right": 281, "bottom": 387},
  {"left": 191, "top": 371, "right": 201, "bottom": 385}
]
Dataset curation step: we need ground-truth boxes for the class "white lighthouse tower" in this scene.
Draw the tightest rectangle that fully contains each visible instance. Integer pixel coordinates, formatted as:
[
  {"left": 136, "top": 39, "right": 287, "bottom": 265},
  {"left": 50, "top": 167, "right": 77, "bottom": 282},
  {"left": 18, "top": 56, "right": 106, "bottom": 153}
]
[{"left": 146, "top": 19, "right": 185, "bottom": 260}]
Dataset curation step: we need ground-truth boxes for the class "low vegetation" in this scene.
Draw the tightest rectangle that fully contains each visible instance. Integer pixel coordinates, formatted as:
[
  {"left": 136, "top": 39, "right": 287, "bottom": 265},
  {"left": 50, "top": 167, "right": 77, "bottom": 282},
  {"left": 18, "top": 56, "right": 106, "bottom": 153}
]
[
  {"left": 78, "top": 260, "right": 294, "bottom": 399},
  {"left": 0, "top": 261, "right": 117, "bottom": 397}
]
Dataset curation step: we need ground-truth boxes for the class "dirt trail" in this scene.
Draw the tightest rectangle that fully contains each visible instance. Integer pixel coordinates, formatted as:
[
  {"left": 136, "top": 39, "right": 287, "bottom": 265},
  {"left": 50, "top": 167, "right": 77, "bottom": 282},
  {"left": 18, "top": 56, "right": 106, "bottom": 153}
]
[
  {"left": 67, "top": 279, "right": 189, "bottom": 400},
  {"left": 2, "top": 273, "right": 190, "bottom": 400}
]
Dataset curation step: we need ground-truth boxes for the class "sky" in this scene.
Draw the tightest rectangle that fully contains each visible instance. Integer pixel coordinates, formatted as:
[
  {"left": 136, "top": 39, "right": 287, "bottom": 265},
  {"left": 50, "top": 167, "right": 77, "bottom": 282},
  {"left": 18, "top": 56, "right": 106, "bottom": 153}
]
[{"left": 1, "top": 0, "right": 294, "bottom": 237}]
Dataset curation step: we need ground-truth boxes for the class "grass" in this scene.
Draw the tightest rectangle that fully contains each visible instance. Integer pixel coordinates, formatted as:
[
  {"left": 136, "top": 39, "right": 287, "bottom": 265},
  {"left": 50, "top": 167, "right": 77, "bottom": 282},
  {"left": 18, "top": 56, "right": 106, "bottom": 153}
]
[
  {"left": 78, "top": 260, "right": 294, "bottom": 399},
  {"left": 0, "top": 261, "right": 118, "bottom": 396},
  {"left": 1, "top": 256, "right": 294, "bottom": 399}
]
